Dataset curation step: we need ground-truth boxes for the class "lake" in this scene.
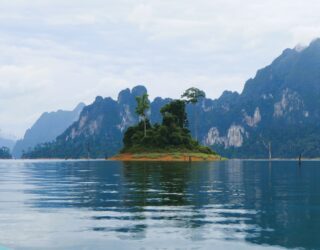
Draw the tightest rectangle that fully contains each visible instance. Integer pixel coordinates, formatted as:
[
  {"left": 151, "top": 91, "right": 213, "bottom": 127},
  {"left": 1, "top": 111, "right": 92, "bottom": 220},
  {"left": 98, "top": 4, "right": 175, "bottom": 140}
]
[{"left": 0, "top": 160, "right": 319, "bottom": 250}]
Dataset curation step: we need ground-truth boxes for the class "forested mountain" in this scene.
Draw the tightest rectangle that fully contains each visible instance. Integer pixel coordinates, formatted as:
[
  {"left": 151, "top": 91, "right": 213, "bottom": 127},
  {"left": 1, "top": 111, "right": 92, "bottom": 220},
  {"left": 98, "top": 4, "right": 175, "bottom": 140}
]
[
  {"left": 13, "top": 103, "right": 85, "bottom": 158},
  {"left": 23, "top": 39, "right": 320, "bottom": 159}
]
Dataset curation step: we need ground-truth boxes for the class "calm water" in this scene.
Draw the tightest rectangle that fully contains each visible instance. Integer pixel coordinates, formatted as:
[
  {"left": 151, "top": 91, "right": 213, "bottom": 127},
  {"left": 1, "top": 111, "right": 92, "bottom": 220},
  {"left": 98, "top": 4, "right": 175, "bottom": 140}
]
[{"left": 0, "top": 160, "right": 319, "bottom": 250}]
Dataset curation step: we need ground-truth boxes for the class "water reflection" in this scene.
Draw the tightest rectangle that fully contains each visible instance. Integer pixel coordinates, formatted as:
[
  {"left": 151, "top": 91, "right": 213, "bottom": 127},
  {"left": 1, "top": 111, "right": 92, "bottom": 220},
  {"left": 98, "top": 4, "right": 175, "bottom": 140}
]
[{"left": 0, "top": 160, "right": 320, "bottom": 249}]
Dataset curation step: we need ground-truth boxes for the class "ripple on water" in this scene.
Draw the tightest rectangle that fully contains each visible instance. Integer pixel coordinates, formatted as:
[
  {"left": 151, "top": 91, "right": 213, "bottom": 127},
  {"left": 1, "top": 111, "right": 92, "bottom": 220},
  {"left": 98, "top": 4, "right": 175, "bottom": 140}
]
[{"left": 0, "top": 160, "right": 319, "bottom": 249}]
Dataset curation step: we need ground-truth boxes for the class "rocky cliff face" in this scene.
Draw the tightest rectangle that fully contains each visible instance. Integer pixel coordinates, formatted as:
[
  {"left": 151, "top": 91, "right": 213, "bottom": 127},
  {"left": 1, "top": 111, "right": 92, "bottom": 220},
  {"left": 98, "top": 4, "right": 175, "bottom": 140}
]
[
  {"left": 23, "top": 39, "right": 320, "bottom": 159},
  {"left": 54, "top": 86, "right": 173, "bottom": 158},
  {"left": 199, "top": 39, "right": 320, "bottom": 158}
]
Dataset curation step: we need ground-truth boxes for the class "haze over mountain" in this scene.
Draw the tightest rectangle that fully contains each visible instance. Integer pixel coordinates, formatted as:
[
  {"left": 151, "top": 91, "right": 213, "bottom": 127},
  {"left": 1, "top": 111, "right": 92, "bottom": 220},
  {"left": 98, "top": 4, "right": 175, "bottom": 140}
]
[
  {"left": 22, "top": 86, "right": 171, "bottom": 158},
  {"left": 23, "top": 39, "right": 320, "bottom": 159},
  {"left": 0, "top": 137, "right": 15, "bottom": 151},
  {"left": 13, "top": 103, "right": 85, "bottom": 158}
]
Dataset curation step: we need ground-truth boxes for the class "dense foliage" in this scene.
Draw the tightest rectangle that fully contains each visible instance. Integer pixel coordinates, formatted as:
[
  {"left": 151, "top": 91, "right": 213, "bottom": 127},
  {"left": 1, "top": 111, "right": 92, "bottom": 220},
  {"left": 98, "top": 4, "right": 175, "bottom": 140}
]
[
  {"left": 122, "top": 99, "right": 215, "bottom": 154},
  {"left": 0, "top": 147, "right": 12, "bottom": 159}
]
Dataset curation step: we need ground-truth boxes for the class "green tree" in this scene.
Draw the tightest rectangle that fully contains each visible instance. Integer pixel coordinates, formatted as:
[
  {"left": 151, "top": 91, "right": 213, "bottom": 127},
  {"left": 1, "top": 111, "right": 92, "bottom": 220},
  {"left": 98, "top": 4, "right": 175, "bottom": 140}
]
[
  {"left": 160, "top": 100, "right": 188, "bottom": 128},
  {"left": 135, "top": 93, "right": 150, "bottom": 137},
  {"left": 181, "top": 87, "right": 206, "bottom": 140}
]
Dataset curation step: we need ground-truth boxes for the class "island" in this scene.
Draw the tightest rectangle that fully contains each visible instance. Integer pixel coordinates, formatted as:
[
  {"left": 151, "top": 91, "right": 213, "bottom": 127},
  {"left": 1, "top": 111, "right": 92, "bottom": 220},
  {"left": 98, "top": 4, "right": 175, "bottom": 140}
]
[
  {"left": 0, "top": 147, "right": 12, "bottom": 159},
  {"left": 110, "top": 88, "right": 223, "bottom": 162}
]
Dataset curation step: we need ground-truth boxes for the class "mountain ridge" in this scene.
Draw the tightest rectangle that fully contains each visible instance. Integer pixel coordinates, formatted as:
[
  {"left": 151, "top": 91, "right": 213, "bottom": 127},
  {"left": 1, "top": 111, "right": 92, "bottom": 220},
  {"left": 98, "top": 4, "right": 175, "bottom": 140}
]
[
  {"left": 23, "top": 39, "right": 320, "bottom": 158},
  {"left": 13, "top": 103, "right": 85, "bottom": 158}
]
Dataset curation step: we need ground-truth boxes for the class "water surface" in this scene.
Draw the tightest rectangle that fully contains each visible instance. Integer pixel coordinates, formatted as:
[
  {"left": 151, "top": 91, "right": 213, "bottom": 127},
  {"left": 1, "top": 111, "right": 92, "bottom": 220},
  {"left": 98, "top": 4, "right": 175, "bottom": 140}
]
[{"left": 0, "top": 160, "right": 319, "bottom": 249}]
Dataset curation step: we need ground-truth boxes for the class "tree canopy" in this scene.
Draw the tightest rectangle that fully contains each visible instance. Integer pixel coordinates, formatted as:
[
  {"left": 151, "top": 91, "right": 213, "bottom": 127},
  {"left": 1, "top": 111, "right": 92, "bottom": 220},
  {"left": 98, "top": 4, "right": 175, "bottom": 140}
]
[
  {"left": 161, "top": 100, "right": 188, "bottom": 128},
  {"left": 135, "top": 93, "right": 150, "bottom": 117},
  {"left": 181, "top": 87, "right": 206, "bottom": 104},
  {"left": 181, "top": 87, "right": 206, "bottom": 141}
]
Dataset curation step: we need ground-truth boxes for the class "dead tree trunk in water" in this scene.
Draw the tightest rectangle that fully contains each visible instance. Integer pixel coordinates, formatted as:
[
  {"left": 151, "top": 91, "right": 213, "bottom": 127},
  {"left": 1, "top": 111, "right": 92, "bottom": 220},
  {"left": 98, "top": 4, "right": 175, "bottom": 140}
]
[
  {"left": 268, "top": 142, "right": 272, "bottom": 160},
  {"left": 299, "top": 154, "right": 302, "bottom": 166},
  {"left": 262, "top": 139, "right": 272, "bottom": 160}
]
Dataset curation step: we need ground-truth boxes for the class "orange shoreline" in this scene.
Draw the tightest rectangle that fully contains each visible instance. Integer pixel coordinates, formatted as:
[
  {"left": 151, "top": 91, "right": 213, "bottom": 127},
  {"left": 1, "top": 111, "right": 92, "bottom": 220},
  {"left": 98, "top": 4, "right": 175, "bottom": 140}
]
[{"left": 109, "top": 153, "right": 222, "bottom": 162}]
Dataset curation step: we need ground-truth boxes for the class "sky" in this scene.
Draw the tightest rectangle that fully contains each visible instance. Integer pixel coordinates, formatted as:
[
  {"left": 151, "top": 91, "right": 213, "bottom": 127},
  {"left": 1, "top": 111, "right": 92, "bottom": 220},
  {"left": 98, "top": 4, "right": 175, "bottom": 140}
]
[{"left": 1, "top": 0, "right": 320, "bottom": 139}]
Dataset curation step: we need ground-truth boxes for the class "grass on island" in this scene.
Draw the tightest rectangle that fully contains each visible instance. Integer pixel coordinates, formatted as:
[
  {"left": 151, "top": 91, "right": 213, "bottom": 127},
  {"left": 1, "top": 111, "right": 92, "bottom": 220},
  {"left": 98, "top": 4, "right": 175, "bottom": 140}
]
[{"left": 109, "top": 148, "right": 225, "bottom": 162}]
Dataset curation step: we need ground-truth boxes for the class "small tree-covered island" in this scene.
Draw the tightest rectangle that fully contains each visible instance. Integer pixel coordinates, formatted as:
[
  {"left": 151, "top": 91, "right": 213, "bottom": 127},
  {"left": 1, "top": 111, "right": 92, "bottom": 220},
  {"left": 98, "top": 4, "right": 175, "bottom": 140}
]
[
  {"left": 0, "top": 147, "right": 12, "bottom": 159},
  {"left": 111, "top": 88, "right": 222, "bottom": 161}
]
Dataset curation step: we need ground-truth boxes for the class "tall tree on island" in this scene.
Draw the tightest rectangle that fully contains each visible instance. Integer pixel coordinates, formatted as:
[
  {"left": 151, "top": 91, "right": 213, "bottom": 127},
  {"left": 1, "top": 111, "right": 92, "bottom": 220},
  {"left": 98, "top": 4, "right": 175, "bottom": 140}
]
[
  {"left": 135, "top": 93, "right": 150, "bottom": 137},
  {"left": 181, "top": 87, "right": 206, "bottom": 140}
]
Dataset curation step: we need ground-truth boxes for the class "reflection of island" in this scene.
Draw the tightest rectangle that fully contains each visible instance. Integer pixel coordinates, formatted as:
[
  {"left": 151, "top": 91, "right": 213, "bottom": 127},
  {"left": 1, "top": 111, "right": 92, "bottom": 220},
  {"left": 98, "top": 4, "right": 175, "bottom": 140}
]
[
  {"left": 117, "top": 162, "right": 194, "bottom": 238},
  {"left": 121, "top": 162, "right": 192, "bottom": 207},
  {"left": 23, "top": 160, "right": 320, "bottom": 249}
]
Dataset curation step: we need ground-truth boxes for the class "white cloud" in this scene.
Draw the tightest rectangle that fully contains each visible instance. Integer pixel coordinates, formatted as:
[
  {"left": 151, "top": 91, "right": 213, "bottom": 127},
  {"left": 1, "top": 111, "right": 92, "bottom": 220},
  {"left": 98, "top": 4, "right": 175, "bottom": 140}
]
[{"left": 1, "top": 0, "right": 320, "bottom": 137}]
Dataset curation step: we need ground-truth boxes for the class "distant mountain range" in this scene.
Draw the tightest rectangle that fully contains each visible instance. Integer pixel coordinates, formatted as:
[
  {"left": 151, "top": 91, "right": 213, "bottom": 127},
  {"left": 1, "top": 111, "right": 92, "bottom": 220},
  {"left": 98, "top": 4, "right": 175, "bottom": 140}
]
[
  {"left": 22, "top": 86, "right": 171, "bottom": 158},
  {"left": 22, "top": 39, "right": 320, "bottom": 159},
  {"left": 0, "top": 137, "right": 15, "bottom": 150},
  {"left": 12, "top": 103, "right": 85, "bottom": 158}
]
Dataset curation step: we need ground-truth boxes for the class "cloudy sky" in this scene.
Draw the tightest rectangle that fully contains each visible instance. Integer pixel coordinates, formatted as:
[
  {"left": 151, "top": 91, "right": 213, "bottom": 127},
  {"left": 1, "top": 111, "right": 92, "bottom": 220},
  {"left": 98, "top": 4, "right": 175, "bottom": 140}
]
[{"left": 0, "top": 0, "right": 320, "bottom": 138}]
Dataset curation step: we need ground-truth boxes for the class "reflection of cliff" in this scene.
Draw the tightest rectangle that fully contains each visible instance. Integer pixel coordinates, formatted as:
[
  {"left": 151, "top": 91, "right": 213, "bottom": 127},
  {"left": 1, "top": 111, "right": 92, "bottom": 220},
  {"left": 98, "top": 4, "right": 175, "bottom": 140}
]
[
  {"left": 199, "top": 160, "right": 320, "bottom": 249},
  {"left": 22, "top": 160, "right": 320, "bottom": 249},
  {"left": 239, "top": 161, "right": 320, "bottom": 249}
]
